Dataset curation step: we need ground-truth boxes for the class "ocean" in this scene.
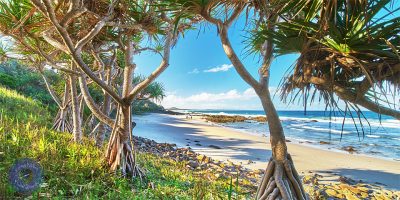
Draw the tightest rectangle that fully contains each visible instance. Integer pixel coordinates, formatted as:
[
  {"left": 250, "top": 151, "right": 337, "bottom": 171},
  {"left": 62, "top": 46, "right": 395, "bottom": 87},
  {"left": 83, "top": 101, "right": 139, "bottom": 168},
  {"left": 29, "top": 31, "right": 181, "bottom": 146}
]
[{"left": 185, "top": 110, "right": 400, "bottom": 160}]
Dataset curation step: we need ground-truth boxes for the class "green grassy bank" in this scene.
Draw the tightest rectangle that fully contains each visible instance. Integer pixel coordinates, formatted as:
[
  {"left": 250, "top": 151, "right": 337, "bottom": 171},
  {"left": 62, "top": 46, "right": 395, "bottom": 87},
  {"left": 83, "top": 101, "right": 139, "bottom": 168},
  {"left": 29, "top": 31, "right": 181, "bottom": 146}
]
[{"left": 0, "top": 86, "right": 252, "bottom": 199}]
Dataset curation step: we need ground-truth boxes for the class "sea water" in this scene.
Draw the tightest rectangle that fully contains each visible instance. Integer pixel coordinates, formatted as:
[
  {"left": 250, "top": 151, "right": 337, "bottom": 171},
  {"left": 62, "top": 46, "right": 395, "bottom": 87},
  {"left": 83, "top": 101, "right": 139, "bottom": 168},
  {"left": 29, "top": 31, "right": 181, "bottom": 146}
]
[{"left": 187, "top": 110, "right": 400, "bottom": 160}]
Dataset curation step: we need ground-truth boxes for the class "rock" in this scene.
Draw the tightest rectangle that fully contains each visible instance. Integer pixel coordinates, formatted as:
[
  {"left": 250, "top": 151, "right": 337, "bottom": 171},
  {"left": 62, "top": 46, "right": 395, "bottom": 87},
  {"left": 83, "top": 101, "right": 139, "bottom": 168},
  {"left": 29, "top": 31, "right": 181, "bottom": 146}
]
[
  {"left": 339, "top": 184, "right": 362, "bottom": 194},
  {"left": 360, "top": 191, "right": 369, "bottom": 198},
  {"left": 197, "top": 155, "right": 206, "bottom": 163},
  {"left": 342, "top": 146, "right": 357, "bottom": 153},
  {"left": 319, "top": 141, "right": 330, "bottom": 145},
  {"left": 303, "top": 174, "right": 321, "bottom": 185},
  {"left": 343, "top": 190, "right": 361, "bottom": 200},
  {"left": 208, "top": 145, "right": 222, "bottom": 149},
  {"left": 285, "top": 139, "right": 291, "bottom": 142},
  {"left": 187, "top": 160, "right": 199, "bottom": 168},
  {"left": 325, "top": 188, "right": 338, "bottom": 196},
  {"left": 338, "top": 176, "right": 356, "bottom": 184},
  {"left": 247, "top": 160, "right": 254, "bottom": 164}
]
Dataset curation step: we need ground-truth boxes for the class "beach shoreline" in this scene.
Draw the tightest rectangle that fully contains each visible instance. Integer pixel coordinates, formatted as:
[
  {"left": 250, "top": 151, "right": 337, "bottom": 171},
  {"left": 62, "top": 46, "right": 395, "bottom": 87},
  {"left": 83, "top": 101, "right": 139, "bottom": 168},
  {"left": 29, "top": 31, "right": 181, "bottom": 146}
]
[{"left": 133, "top": 112, "right": 400, "bottom": 190}]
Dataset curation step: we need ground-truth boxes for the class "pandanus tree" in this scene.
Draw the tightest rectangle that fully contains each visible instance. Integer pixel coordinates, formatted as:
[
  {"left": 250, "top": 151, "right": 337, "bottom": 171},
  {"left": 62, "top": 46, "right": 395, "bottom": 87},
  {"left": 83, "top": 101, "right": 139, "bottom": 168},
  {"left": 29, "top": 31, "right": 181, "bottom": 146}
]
[
  {"left": 166, "top": 0, "right": 308, "bottom": 199},
  {"left": 0, "top": 0, "right": 86, "bottom": 141},
  {"left": 24, "top": 0, "right": 195, "bottom": 177},
  {"left": 255, "top": 0, "right": 400, "bottom": 120}
]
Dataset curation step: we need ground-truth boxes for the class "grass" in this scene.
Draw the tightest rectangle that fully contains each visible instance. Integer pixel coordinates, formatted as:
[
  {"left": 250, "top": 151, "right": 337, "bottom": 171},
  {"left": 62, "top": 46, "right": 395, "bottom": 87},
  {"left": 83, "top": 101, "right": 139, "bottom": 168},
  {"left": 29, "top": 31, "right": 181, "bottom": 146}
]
[{"left": 0, "top": 87, "right": 253, "bottom": 199}]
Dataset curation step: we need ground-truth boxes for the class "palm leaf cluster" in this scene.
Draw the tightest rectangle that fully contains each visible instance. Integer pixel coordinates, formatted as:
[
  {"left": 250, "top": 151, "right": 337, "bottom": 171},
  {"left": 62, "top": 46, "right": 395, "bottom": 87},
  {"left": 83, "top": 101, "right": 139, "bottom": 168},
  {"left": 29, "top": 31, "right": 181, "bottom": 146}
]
[
  {"left": 133, "top": 75, "right": 165, "bottom": 102},
  {"left": 255, "top": 0, "right": 400, "bottom": 118}
]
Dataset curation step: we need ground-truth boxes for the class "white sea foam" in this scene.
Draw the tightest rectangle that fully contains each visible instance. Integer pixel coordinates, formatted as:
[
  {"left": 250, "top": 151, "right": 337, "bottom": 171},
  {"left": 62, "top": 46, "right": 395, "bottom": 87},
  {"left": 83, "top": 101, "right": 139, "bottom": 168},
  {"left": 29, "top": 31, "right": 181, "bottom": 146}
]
[{"left": 366, "top": 135, "right": 381, "bottom": 138}]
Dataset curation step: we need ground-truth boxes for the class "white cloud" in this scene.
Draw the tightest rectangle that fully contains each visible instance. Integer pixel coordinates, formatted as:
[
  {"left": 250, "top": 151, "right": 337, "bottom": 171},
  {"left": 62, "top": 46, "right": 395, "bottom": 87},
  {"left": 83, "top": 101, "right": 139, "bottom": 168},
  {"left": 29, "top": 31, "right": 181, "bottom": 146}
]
[
  {"left": 203, "top": 64, "right": 233, "bottom": 73},
  {"left": 188, "top": 68, "right": 200, "bottom": 74},
  {"left": 162, "top": 88, "right": 260, "bottom": 110},
  {"left": 161, "top": 87, "right": 332, "bottom": 110}
]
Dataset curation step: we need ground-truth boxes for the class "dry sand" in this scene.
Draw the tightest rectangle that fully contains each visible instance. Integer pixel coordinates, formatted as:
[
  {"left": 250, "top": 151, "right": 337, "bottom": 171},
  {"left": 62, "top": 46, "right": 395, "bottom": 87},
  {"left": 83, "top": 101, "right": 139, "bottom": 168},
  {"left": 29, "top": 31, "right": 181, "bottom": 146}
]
[{"left": 133, "top": 113, "right": 400, "bottom": 190}]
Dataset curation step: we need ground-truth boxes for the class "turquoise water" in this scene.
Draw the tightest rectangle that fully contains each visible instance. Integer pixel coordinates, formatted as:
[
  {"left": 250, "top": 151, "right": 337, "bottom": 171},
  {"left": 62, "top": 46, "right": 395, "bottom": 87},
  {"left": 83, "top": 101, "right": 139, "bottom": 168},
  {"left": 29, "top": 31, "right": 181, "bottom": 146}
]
[{"left": 187, "top": 110, "right": 400, "bottom": 160}]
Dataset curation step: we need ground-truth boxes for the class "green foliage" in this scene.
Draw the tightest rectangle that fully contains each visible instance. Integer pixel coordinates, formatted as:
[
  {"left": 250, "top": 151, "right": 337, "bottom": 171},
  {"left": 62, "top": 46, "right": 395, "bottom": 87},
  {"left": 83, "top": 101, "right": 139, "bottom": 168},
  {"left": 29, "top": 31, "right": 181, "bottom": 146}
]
[
  {"left": 132, "top": 100, "right": 164, "bottom": 114},
  {"left": 250, "top": 0, "right": 400, "bottom": 118},
  {"left": 133, "top": 75, "right": 166, "bottom": 103},
  {"left": 0, "top": 60, "right": 63, "bottom": 112},
  {"left": 0, "top": 86, "right": 254, "bottom": 199},
  {"left": 0, "top": 73, "right": 16, "bottom": 88},
  {"left": 0, "top": 86, "right": 50, "bottom": 126}
]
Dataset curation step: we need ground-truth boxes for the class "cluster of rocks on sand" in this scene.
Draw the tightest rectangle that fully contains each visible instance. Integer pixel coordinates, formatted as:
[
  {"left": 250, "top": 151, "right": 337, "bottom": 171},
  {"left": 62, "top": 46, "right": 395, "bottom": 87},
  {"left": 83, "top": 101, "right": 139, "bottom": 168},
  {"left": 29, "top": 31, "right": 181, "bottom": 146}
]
[
  {"left": 134, "top": 136, "right": 399, "bottom": 199},
  {"left": 202, "top": 114, "right": 267, "bottom": 123},
  {"left": 303, "top": 173, "right": 400, "bottom": 199}
]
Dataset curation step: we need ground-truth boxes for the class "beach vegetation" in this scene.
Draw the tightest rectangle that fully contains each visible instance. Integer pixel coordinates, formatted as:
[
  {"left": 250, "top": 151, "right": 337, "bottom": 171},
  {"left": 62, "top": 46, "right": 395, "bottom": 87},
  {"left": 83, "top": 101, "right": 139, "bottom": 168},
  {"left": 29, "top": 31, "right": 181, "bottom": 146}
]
[
  {"left": 0, "top": 86, "right": 254, "bottom": 199},
  {"left": 0, "top": 0, "right": 198, "bottom": 178}
]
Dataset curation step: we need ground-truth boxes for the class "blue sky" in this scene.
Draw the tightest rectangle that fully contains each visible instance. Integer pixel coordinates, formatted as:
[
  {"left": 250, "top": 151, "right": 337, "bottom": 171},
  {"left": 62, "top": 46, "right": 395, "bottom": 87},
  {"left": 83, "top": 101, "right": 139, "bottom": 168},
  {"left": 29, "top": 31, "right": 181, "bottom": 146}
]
[
  {"left": 134, "top": 17, "right": 323, "bottom": 110},
  {"left": 134, "top": 5, "right": 400, "bottom": 111}
]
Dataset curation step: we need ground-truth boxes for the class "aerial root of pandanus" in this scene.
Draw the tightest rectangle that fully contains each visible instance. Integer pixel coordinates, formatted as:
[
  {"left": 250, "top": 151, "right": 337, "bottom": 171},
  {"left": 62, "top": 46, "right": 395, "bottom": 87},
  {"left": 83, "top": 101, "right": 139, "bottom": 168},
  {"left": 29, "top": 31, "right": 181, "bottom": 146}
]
[
  {"left": 256, "top": 154, "right": 308, "bottom": 200},
  {"left": 105, "top": 107, "right": 145, "bottom": 180},
  {"left": 52, "top": 108, "right": 73, "bottom": 133}
]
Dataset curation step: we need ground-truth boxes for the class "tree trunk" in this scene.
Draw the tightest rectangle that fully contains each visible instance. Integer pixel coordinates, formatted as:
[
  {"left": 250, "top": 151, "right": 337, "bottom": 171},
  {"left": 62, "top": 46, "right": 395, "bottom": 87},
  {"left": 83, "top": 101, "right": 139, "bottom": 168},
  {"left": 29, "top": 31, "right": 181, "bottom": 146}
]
[
  {"left": 95, "top": 93, "right": 111, "bottom": 147},
  {"left": 96, "top": 67, "right": 112, "bottom": 146},
  {"left": 105, "top": 57, "right": 143, "bottom": 178},
  {"left": 69, "top": 64, "right": 82, "bottom": 142},
  {"left": 105, "top": 105, "right": 143, "bottom": 178},
  {"left": 52, "top": 82, "right": 72, "bottom": 133},
  {"left": 255, "top": 86, "right": 307, "bottom": 200}
]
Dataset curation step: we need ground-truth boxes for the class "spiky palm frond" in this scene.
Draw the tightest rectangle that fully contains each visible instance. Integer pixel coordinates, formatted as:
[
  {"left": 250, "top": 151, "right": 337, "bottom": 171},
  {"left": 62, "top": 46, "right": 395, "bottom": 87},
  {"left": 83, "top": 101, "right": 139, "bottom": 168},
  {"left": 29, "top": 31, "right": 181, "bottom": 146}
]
[
  {"left": 133, "top": 75, "right": 165, "bottom": 102},
  {"left": 0, "top": 0, "right": 46, "bottom": 35},
  {"left": 252, "top": 0, "right": 400, "bottom": 119}
]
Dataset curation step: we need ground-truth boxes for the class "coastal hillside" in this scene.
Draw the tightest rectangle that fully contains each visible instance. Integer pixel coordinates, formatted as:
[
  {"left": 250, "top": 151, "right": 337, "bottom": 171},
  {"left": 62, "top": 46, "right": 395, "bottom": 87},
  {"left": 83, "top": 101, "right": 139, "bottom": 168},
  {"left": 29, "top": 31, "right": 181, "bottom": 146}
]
[{"left": 0, "top": 86, "right": 254, "bottom": 199}]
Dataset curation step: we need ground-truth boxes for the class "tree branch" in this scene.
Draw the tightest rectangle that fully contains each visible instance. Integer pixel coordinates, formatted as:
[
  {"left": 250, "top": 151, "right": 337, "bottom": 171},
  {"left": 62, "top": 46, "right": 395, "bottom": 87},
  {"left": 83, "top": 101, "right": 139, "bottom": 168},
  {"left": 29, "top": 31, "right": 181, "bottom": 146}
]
[
  {"left": 79, "top": 75, "right": 114, "bottom": 127},
  {"left": 75, "top": 15, "right": 112, "bottom": 53},
  {"left": 201, "top": 8, "right": 260, "bottom": 90},
  {"left": 60, "top": 7, "right": 86, "bottom": 27},
  {"left": 33, "top": 0, "right": 123, "bottom": 104},
  {"left": 308, "top": 76, "right": 400, "bottom": 120},
  {"left": 40, "top": 71, "right": 62, "bottom": 107},
  {"left": 225, "top": 4, "right": 245, "bottom": 27},
  {"left": 219, "top": 25, "right": 261, "bottom": 90},
  {"left": 126, "top": 32, "right": 173, "bottom": 102},
  {"left": 42, "top": 29, "right": 69, "bottom": 53}
]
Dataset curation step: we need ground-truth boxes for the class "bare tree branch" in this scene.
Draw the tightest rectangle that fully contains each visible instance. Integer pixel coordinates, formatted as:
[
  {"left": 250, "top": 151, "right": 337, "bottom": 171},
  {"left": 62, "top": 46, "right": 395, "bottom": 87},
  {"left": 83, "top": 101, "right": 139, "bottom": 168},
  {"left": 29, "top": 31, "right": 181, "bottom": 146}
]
[
  {"left": 40, "top": 71, "right": 62, "bottom": 107},
  {"left": 126, "top": 32, "right": 173, "bottom": 102},
  {"left": 79, "top": 75, "right": 114, "bottom": 127},
  {"left": 42, "top": 30, "right": 69, "bottom": 53}
]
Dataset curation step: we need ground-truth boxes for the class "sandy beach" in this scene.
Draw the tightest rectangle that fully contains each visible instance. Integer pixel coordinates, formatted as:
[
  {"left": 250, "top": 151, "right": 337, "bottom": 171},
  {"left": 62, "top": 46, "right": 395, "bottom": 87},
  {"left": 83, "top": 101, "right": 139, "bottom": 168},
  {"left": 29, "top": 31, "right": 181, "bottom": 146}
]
[{"left": 133, "top": 113, "right": 400, "bottom": 190}]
